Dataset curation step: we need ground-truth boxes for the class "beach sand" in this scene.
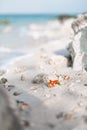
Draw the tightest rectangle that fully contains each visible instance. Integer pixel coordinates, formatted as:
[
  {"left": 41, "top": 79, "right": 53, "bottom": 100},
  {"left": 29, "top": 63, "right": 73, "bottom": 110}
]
[{"left": 0, "top": 18, "right": 87, "bottom": 130}]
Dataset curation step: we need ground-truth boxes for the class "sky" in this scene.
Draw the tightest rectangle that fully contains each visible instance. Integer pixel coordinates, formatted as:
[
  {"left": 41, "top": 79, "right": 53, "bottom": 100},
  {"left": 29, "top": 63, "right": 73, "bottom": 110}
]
[{"left": 0, "top": 0, "right": 87, "bottom": 14}]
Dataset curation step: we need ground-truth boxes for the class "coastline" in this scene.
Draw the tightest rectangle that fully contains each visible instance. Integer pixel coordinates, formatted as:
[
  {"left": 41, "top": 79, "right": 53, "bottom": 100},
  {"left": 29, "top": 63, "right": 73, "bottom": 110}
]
[{"left": 0, "top": 14, "right": 87, "bottom": 130}]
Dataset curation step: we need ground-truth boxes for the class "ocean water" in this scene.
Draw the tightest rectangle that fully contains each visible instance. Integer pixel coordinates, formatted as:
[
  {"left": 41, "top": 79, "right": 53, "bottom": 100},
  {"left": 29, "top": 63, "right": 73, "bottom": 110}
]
[
  {"left": 0, "top": 14, "right": 57, "bottom": 26},
  {"left": 0, "top": 14, "right": 58, "bottom": 68}
]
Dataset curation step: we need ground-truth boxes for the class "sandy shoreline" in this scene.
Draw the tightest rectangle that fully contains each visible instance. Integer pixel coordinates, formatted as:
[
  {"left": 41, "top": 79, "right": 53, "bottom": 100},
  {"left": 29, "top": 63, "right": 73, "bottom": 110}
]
[{"left": 0, "top": 18, "right": 87, "bottom": 130}]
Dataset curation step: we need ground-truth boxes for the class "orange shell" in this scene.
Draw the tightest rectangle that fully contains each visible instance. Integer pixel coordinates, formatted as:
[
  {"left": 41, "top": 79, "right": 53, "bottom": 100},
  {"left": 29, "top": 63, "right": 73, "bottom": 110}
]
[{"left": 48, "top": 80, "right": 59, "bottom": 88}]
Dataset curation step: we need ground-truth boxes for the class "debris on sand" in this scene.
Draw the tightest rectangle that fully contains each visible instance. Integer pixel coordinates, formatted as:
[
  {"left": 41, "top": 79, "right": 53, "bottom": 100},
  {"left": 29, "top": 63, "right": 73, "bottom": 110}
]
[
  {"left": 13, "top": 91, "right": 22, "bottom": 96},
  {"left": 0, "top": 78, "right": 8, "bottom": 84},
  {"left": 21, "top": 75, "right": 27, "bottom": 81},
  {"left": 48, "top": 79, "right": 60, "bottom": 88},
  {"left": 32, "top": 73, "right": 49, "bottom": 84}
]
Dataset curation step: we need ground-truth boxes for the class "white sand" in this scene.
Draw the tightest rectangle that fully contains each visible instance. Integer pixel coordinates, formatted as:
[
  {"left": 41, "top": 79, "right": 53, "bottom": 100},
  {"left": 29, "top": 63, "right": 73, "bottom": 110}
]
[{"left": 0, "top": 19, "right": 87, "bottom": 130}]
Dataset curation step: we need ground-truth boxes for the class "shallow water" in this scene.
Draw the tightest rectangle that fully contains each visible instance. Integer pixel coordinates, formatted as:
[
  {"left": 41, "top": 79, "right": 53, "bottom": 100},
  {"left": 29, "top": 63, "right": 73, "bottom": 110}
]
[{"left": 0, "top": 14, "right": 58, "bottom": 68}]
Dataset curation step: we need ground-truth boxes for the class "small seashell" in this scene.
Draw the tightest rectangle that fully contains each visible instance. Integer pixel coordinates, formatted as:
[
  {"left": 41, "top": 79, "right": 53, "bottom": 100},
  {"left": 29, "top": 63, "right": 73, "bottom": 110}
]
[{"left": 64, "top": 75, "right": 70, "bottom": 80}]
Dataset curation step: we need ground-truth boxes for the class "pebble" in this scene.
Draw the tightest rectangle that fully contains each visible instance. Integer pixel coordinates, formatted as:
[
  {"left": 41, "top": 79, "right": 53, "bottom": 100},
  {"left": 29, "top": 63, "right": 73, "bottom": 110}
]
[
  {"left": 84, "top": 84, "right": 87, "bottom": 86},
  {"left": 21, "top": 75, "right": 27, "bottom": 81},
  {"left": 0, "top": 78, "right": 8, "bottom": 84},
  {"left": 56, "top": 112, "right": 64, "bottom": 119},
  {"left": 32, "top": 73, "right": 49, "bottom": 84},
  {"left": 8, "top": 85, "right": 15, "bottom": 88},
  {"left": 7, "top": 85, "right": 15, "bottom": 91},
  {"left": 13, "top": 92, "right": 22, "bottom": 96},
  {"left": 16, "top": 100, "right": 24, "bottom": 104},
  {"left": 23, "top": 120, "right": 30, "bottom": 127}
]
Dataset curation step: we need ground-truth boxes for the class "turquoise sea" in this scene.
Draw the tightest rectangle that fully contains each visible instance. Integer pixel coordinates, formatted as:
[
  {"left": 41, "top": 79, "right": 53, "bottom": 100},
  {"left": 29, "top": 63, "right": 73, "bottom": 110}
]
[
  {"left": 0, "top": 14, "right": 58, "bottom": 68},
  {"left": 0, "top": 14, "right": 57, "bottom": 26}
]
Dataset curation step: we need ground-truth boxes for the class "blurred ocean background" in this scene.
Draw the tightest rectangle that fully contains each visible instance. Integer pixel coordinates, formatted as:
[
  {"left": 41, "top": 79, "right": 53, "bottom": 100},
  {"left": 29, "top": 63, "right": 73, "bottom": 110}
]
[
  {"left": 0, "top": 0, "right": 86, "bottom": 68},
  {"left": 0, "top": 14, "right": 58, "bottom": 68}
]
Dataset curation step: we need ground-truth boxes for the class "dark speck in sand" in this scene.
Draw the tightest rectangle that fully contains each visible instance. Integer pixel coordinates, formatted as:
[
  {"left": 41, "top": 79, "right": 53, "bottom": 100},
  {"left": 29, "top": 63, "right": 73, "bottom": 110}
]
[
  {"left": 84, "top": 84, "right": 87, "bottom": 86},
  {"left": 7, "top": 85, "right": 15, "bottom": 91},
  {"left": 8, "top": 85, "right": 15, "bottom": 88},
  {"left": 56, "top": 112, "right": 65, "bottom": 119},
  {"left": 13, "top": 92, "right": 22, "bottom": 96},
  {"left": 16, "top": 100, "right": 24, "bottom": 104},
  {"left": 23, "top": 120, "right": 30, "bottom": 127},
  {"left": 47, "top": 123, "right": 55, "bottom": 128}
]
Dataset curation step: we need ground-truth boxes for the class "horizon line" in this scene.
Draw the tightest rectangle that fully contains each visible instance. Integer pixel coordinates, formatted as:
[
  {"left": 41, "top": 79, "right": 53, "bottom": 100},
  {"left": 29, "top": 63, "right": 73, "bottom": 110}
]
[{"left": 0, "top": 12, "right": 82, "bottom": 15}]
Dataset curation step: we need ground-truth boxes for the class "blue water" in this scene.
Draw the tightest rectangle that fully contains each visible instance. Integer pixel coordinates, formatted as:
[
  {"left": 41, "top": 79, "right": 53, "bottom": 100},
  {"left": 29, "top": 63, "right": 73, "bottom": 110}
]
[
  {"left": 0, "top": 14, "right": 58, "bottom": 48},
  {"left": 0, "top": 14, "right": 58, "bottom": 68},
  {"left": 0, "top": 14, "right": 58, "bottom": 26}
]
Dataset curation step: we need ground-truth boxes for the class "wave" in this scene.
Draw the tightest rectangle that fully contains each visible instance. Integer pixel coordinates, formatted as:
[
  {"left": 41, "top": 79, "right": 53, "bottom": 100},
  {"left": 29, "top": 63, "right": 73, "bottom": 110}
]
[{"left": 0, "top": 46, "right": 12, "bottom": 53}]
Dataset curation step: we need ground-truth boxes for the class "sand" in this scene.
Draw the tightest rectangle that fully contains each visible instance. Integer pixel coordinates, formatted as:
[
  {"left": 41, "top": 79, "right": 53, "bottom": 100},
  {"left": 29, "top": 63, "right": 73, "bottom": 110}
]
[{"left": 0, "top": 19, "right": 87, "bottom": 130}]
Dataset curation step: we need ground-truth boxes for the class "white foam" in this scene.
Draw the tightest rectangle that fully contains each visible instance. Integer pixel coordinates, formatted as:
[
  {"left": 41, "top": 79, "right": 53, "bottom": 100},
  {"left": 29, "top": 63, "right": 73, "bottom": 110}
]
[
  {"left": 0, "top": 52, "right": 34, "bottom": 72},
  {"left": 0, "top": 47, "right": 12, "bottom": 53}
]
